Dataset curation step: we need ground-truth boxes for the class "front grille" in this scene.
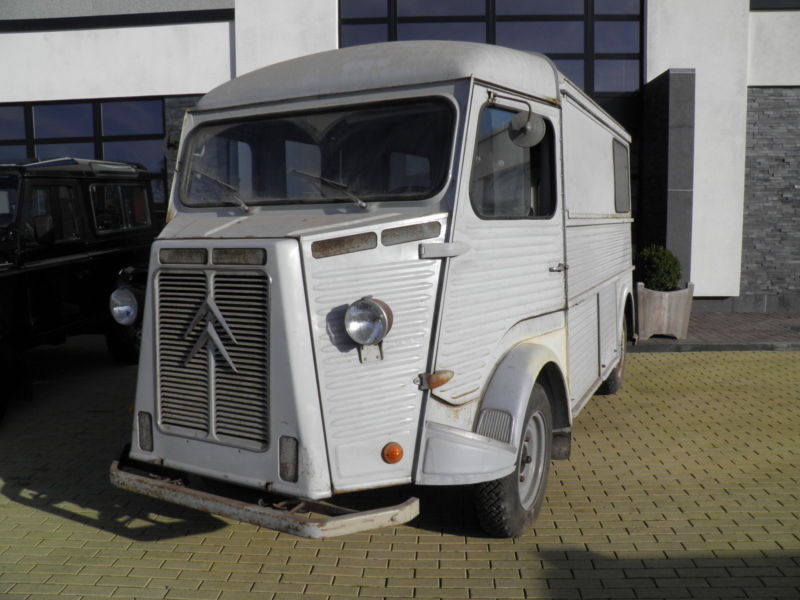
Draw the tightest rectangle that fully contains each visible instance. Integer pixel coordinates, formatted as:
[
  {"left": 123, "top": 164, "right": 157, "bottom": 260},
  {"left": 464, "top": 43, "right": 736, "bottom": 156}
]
[{"left": 156, "top": 267, "right": 270, "bottom": 450}]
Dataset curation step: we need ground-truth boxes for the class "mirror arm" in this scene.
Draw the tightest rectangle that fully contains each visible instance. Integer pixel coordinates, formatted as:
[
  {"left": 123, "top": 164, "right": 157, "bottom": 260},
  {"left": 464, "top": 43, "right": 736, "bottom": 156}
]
[{"left": 487, "top": 91, "right": 533, "bottom": 120}]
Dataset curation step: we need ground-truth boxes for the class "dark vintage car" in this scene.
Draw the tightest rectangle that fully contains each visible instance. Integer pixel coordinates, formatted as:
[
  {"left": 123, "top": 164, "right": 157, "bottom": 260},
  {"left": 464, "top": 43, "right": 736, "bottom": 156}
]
[{"left": 0, "top": 158, "right": 160, "bottom": 419}]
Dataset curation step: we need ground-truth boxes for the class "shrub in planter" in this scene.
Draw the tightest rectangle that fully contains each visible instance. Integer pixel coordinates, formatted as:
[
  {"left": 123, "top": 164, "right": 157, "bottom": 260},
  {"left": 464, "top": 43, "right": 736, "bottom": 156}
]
[
  {"left": 636, "top": 245, "right": 682, "bottom": 291},
  {"left": 635, "top": 245, "right": 693, "bottom": 339}
]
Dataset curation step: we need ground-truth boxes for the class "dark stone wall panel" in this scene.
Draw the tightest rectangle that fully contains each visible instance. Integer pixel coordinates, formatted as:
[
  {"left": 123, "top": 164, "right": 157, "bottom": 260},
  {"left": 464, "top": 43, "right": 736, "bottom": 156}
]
[{"left": 742, "top": 87, "right": 800, "bottom": 311}]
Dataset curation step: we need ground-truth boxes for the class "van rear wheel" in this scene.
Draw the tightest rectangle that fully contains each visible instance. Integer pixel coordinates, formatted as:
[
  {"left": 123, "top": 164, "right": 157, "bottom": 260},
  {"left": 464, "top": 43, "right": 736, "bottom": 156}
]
[{"left": 474, "top": 382, "right": 552, "bottom": 537}]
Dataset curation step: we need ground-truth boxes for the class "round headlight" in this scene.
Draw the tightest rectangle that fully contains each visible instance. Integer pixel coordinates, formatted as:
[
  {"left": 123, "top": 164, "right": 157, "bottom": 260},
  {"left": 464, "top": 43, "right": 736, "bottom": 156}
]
[
  {"left": 344, "top": 297, "right": 393, "bottom": 346},
  {"left": 110, "top": 287, "right": 138, "bottom": 326}
]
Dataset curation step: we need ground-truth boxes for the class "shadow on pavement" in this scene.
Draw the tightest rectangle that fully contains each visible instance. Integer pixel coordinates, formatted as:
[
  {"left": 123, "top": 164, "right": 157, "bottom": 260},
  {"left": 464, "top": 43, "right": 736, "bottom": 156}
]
[
  {"left": 0, "top": 335, "right": 227, "bottom": 541},
  {"left": 523, "top": 549, "right": 800, "bottom": 599},
  {"left": 0, "top": 334, "right": 501, "bottom": 542}
]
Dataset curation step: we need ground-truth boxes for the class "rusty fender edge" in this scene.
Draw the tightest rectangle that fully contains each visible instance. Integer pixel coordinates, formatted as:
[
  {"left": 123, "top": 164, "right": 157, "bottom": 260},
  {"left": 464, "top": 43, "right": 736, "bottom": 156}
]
[{"left": 110, "top": 460, "right": 419, "bottom": 539}]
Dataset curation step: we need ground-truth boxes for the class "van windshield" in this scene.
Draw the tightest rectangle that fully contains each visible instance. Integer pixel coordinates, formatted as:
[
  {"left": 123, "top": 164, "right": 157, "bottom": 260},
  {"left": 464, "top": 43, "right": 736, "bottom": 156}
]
[
  {"left": 180, "top": 99, "right": 454, "bottom": 208},
  {"left": 0, "top": 175, "right": 19, "bottom": 229}
]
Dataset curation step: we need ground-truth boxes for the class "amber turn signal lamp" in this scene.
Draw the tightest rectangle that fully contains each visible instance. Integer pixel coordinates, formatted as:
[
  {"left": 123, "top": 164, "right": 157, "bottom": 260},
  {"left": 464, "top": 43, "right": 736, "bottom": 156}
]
[
  {"left": 416, "top": 369, "right": 454, "bottom": 390},
  {"left": 382, "top": 442, "right": 404, "bottom": 464}
]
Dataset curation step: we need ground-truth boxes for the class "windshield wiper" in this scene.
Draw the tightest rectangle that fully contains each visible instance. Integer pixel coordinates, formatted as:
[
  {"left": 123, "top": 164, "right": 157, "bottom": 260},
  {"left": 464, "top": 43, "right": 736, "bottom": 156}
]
[
  {"left": 291, "top": 170, "right": 369, "bottom": 210},
  {"left": 192, "top": 169, "right": 251, "bottom": 214}
]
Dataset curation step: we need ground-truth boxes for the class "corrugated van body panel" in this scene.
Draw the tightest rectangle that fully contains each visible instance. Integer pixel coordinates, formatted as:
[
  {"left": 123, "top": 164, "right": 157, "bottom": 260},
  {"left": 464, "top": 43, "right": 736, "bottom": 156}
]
[
  {"left": 566, "top": 296, "right": 599, "bottom": 404},
  {"left": 302, "top": 216, "right": 445, "bottom": 492},
  {"left": 433, "top": 217, "right": 565, "bottom": 406},
  {"left": 598, "top": 285, "right": 618, "bottom": 371},
  {"left": 566, "top": 222, "right": 632, "bottom": 301}
]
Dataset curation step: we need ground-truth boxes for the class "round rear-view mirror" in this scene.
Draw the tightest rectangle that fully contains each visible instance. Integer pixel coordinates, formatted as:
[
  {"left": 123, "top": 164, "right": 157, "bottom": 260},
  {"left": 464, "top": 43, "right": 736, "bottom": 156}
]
[{"left": 508, "top": 112, "right": 547, "bottom": 148}]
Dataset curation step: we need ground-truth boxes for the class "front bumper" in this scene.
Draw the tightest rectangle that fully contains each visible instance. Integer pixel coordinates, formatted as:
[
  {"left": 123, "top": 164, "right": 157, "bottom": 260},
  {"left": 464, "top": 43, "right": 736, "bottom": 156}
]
[{"left": 110, "top": 451, "right": 419, "bottom": 539}]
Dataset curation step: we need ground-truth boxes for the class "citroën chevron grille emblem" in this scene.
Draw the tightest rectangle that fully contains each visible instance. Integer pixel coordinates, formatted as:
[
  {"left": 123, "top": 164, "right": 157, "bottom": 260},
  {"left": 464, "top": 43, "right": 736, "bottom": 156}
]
[{"left": 184, "top": 297, "right": 238, "bottom": 373}]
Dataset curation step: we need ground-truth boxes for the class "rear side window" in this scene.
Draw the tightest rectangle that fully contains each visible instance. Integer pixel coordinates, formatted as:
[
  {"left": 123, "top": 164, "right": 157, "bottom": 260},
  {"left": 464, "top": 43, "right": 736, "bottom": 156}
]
[
  {"left": 612, "top": 139, "right": 630, "bottom": 213},
  {"left": 90, "top": 184, "right": 151, "bottom": 234},
  {"left": 21, "top": 184, "right": 83, "bottom": 246},
  {"left": 470, "top": 105, "right": 556, "bottom": 219},
  {"left": 0, "top": 176, "right": 18, "bottom": 228}
]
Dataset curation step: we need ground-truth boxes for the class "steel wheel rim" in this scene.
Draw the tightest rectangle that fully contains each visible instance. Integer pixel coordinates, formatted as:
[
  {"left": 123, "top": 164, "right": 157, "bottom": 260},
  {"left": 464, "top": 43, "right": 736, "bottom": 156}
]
[{"left": 518, "top": 410, "right": 547, "bottom": 509}]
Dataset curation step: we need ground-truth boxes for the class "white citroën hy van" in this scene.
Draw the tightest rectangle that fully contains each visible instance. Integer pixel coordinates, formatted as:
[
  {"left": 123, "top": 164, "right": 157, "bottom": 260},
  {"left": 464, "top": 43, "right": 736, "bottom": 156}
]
[{"left": 110, "top": 41, "right": 635, "bottom": 538}]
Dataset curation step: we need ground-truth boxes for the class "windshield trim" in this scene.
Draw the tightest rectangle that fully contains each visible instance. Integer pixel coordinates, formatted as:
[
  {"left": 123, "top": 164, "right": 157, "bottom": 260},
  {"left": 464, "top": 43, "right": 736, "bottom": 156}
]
[{"left": 176, "top": 95, "right": 457, "bottom": 211}]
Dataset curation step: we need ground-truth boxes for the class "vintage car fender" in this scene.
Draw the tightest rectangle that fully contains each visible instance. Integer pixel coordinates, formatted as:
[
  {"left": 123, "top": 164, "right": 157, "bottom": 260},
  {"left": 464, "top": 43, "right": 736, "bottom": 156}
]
[{"left": 416, "top": 341, "right": 569, "bottom": 486}]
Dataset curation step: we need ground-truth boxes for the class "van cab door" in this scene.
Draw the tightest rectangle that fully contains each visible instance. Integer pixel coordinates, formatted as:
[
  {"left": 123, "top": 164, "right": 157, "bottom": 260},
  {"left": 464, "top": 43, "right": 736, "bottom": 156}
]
[
  {"left": 17, "top": 180, "right": 89, "bottom": 339},
  {"left": 432, "top": 88, "right": 566, "bottom": 408}
]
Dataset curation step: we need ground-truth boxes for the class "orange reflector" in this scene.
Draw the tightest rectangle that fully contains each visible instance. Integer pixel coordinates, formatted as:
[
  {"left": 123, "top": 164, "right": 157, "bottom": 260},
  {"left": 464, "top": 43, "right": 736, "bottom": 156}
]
[
  {"left": 382, "top": 442, "right": 404, "bottom": 464},
  {"left": 426, "top": 370, "right": 454, "bottom": 390}
]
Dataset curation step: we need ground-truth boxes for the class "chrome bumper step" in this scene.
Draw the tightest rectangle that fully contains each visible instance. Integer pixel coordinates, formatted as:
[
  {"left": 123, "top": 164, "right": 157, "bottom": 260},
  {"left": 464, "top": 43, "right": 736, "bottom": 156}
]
[{"left": 110, "top": 453, "right": 419, "bottom": 539}]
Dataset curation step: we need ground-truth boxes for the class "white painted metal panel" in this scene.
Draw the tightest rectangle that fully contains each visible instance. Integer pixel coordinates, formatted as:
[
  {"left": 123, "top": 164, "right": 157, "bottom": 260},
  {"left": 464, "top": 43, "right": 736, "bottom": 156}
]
[
  {"left": 432, "top": 90, "right": 565, "bottom": 407},
  {"left": 567, "top": 297, "right": 599, "bottom": 405},
  {"left": 433, "top": 219, "right": 564, "bottom": 405},
  {"left": 566, "top": 222, "right": 632, "bottom": 300},
  {"left": 562, "top": 98, "right": 616, "bottom": 217},
  {"left": 302, "top": 217, "right": 445, "bottom": 492},
  {"left": 598, "top": 285, "right": 618, "bottom": 375}
]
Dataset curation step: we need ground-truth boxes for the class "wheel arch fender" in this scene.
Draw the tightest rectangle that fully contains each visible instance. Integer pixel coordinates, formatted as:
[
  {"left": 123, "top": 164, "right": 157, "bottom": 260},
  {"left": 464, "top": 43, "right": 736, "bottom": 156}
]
[
  {"left": 475, "top": 342, "right": 571, "bottom": 459},
  {"left": 624, "top": 290, "right": 635, "bottom": 341}
]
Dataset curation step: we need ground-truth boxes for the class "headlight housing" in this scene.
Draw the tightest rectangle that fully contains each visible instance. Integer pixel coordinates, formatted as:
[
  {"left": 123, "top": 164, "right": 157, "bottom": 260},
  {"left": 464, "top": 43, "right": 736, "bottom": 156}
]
[
  {"left": 109, "top": 287, "right": 138, "bottom": 326},
  {"left": 344, "top": 297, "right": 393, "bottom": 346}
]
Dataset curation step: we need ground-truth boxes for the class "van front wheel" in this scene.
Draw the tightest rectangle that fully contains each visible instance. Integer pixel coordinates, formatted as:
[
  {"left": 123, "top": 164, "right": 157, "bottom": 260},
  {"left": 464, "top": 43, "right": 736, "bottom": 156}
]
[
  {"left": 105, "top": 322, "right": 141, "bottom": 365},
  {"left": 474, "top": 382, "right": 552, "bottom": 537}
]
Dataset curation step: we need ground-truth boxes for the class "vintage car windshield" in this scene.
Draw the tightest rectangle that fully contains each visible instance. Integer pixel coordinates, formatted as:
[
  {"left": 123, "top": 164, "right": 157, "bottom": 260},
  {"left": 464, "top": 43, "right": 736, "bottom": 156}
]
[
  {"left": 181, "top": 99, "right": 454, "bottom": 208},
  {"left": 0, "top": 175, "right": 19, "bottom": 229}
]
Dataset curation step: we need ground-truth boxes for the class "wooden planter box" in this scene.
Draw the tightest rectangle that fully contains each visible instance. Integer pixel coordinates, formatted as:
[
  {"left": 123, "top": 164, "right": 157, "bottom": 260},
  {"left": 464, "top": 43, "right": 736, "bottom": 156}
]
[{"left": 636, "top": 282, "right": 694, "bottom": 340}]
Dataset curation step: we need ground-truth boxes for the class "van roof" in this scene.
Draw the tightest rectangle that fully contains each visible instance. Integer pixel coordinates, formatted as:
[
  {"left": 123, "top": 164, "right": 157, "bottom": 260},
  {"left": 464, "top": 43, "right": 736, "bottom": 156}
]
[
  {"left": 0, "top": 157, "right": 146, "bottom": 178},
  {"left": 195, "top": 41, "right": 560, "bottom": 112}
]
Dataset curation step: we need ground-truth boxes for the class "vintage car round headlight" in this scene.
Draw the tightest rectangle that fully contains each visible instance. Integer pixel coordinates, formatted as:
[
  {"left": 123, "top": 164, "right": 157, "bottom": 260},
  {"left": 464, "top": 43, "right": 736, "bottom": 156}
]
[
  {"left": 344, "top": 297, "right": 393, "bottom": 346},
  {"left": 109, "top": 287, "right": 138, "bottom": 326}
]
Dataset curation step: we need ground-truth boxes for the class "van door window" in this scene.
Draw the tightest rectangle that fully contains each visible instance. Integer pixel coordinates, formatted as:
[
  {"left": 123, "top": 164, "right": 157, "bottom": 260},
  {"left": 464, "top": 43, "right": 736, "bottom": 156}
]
[
  {"left": 470, "top": 106, "right": 556, "bottom": 219},
  {"left": 90, "top": 184, "right": 151, "bottom": 234},
  {"left": 21, "top": 184, "right": 83, "bottom": 247}
]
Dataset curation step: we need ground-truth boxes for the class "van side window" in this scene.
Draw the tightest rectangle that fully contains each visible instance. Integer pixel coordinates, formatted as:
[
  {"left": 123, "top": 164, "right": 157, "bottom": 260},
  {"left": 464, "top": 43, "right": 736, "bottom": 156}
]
[
  {"left": 90, "top": 184, "right": 151, "bottom": 234},
  {"left": 470, "top": 106, "right": 555, "bottom": 219},
  {"left": 612, "top": 139, "right": 631, "bottom": 213},
  {"left": 21, "top": 185, "right": 83, "bottom": 246}
]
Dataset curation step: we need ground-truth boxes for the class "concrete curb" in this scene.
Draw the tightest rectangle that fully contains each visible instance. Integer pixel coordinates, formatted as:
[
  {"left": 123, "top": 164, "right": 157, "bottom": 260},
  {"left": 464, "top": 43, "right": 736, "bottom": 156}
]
[{"left": 629, "top": 341, "right": 800, "bottom": 353}]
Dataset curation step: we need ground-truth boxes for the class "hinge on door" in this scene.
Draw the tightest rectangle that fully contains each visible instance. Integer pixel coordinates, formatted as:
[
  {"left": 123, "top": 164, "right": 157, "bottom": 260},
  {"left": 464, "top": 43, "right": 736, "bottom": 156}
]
[{"left": 548, "top": 263, "right": 569, "bottom": 273}]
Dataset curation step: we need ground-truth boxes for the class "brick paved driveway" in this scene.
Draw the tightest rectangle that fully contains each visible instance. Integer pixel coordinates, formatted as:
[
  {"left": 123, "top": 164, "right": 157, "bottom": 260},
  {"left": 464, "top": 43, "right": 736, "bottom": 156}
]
[{"left": 1, "top": 337, "right": 798, "bottom": 599}]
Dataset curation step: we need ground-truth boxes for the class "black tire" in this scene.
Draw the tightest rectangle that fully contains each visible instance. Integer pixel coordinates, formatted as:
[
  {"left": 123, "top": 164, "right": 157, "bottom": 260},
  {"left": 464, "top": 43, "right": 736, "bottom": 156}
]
[
  {"left": 474, "top": 382, "right": 553, "bottom": 537},
  {"left": 597, "top": 320, "right": 627, "bottom": 395},
  {"left": 105, "top": 322, "right": 142, "bottom": 365}
]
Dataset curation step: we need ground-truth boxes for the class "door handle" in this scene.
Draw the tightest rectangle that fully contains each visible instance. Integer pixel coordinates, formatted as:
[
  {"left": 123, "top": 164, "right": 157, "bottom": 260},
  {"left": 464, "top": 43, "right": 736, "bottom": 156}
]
[
  {"left": 418, "top": 242, "right": 471, "bottom": 259},
  {"left": 548, "top": 263, "right": 569, "bottom": 273}
]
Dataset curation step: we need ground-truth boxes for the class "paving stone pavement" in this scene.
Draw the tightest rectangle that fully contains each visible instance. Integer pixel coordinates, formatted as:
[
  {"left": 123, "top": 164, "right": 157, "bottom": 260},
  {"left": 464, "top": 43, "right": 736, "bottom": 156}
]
[
  {"left": 633, "top": 312, "right": 800, "bottom": 353},
  {"left": 0, "top": 336, "right": 798, "bottom": 600}
]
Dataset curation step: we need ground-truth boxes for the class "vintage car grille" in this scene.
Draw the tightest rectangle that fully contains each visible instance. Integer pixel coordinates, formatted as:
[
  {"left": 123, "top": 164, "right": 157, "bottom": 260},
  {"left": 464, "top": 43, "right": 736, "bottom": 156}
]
[{"left": 156, "top": 268, "right": 270, "bottom": 450}]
